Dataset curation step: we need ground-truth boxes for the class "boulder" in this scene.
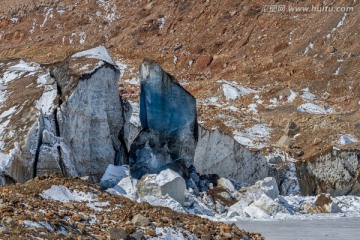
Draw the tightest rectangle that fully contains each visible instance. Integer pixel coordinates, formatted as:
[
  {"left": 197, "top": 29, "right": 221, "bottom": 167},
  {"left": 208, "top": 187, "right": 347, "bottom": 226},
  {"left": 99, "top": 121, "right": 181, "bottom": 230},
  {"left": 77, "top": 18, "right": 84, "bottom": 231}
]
[
  {"left": 243, "top": 204, "right": 270, "bottom": 219},
  {"left": 132, "top": 214, "right": 150, "bottom": 227},
  {"left": 113, "top": 176, "right": 138, "bottom": 200},
  {"left": 284, "top": 121, "right": 300, "bottom": 137},
  {"left": 230, "top": 177, "right": 281, "bottom": 217},
  {"left": 0, "top": 46, "right": 129, "bottom": 183},
  {"left": 137, "top": 169, "right": 186, "bottom": 204},
  {"left": 217, "top": 178, "right": 235, "bottom": 193},
  {"left": 276, "top": 135, "right": 293, "bottom": 150},
  {"left": 129, "top": 60, "right": 198, "bottom": 179},
  {"left": 301, "top": 194, "right": 342, "bottom": 214},
  {"left": 254, "top": 177, "right": 280, "bottom": 199},
  {"left": 99, "top": 164, "right": 129, "bottom": 189},
  {"left": 253, "top": 194, "right": 289, "bottom": 216}
]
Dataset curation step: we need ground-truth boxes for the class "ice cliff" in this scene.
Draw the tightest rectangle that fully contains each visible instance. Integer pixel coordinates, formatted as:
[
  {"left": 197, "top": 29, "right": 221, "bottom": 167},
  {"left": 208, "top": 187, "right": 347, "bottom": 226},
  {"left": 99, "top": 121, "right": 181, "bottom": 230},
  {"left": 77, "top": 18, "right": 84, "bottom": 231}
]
[
  {"left": 1, "top": 46, "right": 128, "bottom": 183},
  {"left": 129, "top": 59, "right": 198, "bottom": 179}
]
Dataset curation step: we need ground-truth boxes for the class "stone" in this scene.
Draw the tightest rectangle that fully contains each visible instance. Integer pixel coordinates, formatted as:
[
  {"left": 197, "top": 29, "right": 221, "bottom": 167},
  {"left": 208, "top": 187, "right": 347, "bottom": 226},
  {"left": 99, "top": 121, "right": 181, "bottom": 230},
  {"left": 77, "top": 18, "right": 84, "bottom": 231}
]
[
  {"left": 325, "top": 45, "right": 336, "bottom": 53},
  {"left": 100, "top": 165, "right": 129, "bottom": 189},
  {"left": 314, "top": 193, "right": 342, "bottom": 213},
  {"left": 137, "top": 169, "right": 186, "bottom": 204},
  {"left": 0, "top": 226, "right": 8, "bottom": 235},
  {"left": 129, "top": 59, "right": 198, "bottom": 180},
  {"left": 284, "top": 121, "right": 300, "bottom": 137},
  {"left": 132, "top": 214, "right": 150, "bottom": 226},
  {"left": 130, "top": 233, "right": 146, "bottom": 240},
  {"left": 321, "top": 92, "right": 331, "bottom": 100},
  {"left": 71, "top": 213, "right": 82, "bottom": 222},
  {"left": 276, "top": 135, "right": 293, "bottom": 150},
  {"left": 109, "top": 228, "right": 129, "bottom": 240},
  {"left": 193, "top": 55, "right": 213, "bottom": 71},
  {"left": 217, "top": 178, "right": 235, "bottom": 193}
]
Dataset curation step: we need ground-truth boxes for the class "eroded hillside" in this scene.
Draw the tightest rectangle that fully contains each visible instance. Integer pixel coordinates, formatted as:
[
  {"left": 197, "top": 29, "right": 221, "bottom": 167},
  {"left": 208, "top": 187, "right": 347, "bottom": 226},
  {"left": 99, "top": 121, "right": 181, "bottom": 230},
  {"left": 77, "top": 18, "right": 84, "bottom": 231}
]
[{"left": 0, "top": 0, "right": 359, "bottom": 160}]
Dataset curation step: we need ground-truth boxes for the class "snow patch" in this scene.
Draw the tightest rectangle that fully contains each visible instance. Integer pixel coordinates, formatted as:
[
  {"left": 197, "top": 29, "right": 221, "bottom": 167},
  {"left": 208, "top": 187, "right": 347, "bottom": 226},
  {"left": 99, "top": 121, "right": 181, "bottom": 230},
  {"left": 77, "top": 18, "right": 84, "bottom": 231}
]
[
  {"left": 233, "top": 124, "right": 271, "bottom": 149},
  {"left": 158, "top": 16, "right": 165, "bottom": 30},
  {"left": 338, "top": 135, "right": 358, "bottom": 145},
  {"left": 297, "top": 103, "right": 332, "bottom": 114},
  {"left": 40, "top": 8, "right": 54, "bottom": 28},
  {"left": 303, "top": 42, "right": 314, "bottom": 55},
  {"left": 287, "top": 90, "right": 297, "bottom": 103},
  {"left": 327, "top": 13, "right": 347, "bottom": 39},
  {"left": 40, "top": 185, "right": 97, "bottom": 202},
  {"left": 218, "top": 80, "right": 257, "bottom": 100},
  {"left": 71, "top": 46, "right": 115, "bottom": 65},
  {"left": 301, "top": 87, "right": 315, "bottom": 102},
  {"left": 8, "top": 60, "right": 40, "bottom": 72}
]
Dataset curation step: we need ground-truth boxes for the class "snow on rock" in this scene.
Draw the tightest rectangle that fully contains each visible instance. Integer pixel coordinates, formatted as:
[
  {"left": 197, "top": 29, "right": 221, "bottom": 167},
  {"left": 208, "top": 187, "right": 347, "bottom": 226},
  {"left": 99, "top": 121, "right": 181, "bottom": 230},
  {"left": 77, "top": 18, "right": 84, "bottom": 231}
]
[
  {"left": 137, "top": 169, "right": 186, "bottom": 204},
  {"left": 255, "top": 177, "right": 280, "bottom": 199},
  {"left": 41, "top": 185, "right": 112, "bottom": 212},
  {"left": 233, "top": 124, "right": 271, "bottom": 149},
  {"left": 154, "top": 227, "right": 197, "bottom": 240},
  {"left": 35, "top": 72, "right": 57, "bottom": 113},
  {"left": 71, "top": 45, "right": 115, "bottom": 65},
  {"left": 8, "top": 60, "right": 40, "bottom": 72},
  {"left": 96, "top": 0, "right": 118, "bottom": 22},
  {"left": 140, "top": 195, "right": 186, "bottom": 213},
  {"left": 218, "top": 80, "right": 257, "bottom": 100},
  {"left": 327, "top": 13, "right": 347, "bottom": 39},
  {"left": 297, "top": 103, "right": 332, "bottom": 114},
  {"left": 99, "top": 164, "right": 129, "bottom": 189},
  {"left": 301, "top": 87, "right": 315, "bottom": 102},
  {"left": 40, "top": 185, "right": 97, "bottom": 202},
  {"left": 338, "top": 134, "right": 358, "bottom": 145},
  {"left": 251, "top": 194, "right": 289, "bottom": 216},
  {"left": 287, "top": 90, "right": 298, "bottom": 103},
  {"left": 303, "top": 42, "right": 314, "bottom": 55}
]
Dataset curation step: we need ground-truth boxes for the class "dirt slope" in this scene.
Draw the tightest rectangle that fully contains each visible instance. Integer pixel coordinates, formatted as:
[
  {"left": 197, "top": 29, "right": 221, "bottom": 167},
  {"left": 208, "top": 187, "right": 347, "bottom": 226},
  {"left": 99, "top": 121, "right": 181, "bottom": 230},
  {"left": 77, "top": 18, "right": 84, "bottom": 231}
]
[{"left": 0, "top": 0, "right": 359, "bottom": 160}]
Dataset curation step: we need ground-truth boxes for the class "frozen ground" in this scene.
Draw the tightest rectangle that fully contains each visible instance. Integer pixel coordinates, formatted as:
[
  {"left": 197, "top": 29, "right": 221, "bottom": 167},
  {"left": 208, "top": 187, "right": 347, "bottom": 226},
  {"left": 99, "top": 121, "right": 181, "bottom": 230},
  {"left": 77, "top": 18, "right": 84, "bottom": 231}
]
[{"left": 234, "top": 217, "right": 360, "bottom": 240}]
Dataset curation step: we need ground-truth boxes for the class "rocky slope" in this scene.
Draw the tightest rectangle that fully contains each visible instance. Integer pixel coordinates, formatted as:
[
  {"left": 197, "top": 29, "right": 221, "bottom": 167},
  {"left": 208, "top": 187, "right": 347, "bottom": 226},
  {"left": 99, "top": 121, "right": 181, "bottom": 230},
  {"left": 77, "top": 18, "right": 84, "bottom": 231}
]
[
  {"left": 1, "top": 0, "right": 358, "bottom": 195},
  {"left": 0, "top": 0, "right": 359, "bottom": 233},
  {"left": 0, "top": 0, "right": 359, "bottom": 159},
  {"left": 0, "top": 175, "right": 262, "bottom": 239}
]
